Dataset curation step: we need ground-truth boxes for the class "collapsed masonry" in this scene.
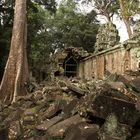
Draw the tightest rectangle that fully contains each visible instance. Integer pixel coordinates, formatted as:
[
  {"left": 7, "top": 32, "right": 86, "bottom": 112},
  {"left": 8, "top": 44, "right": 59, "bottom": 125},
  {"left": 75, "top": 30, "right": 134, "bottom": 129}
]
[
  {"left": 52, "top": 21, "right": 140, "bottom": 80},
  {"left": 1, "top": 73, "right": 140, "bottom": 140}
]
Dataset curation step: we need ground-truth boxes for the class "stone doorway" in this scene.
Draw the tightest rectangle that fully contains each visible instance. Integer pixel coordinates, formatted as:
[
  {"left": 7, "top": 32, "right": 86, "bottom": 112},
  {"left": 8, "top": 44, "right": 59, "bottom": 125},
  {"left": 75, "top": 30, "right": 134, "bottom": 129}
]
[
  {"left": 64, "top": 57, "right": 77, "bottom": 77},
  {"left": 138, "top": 61, "right": 140, "bottom": 71},
  {"left": 138, "top": 62, "right": 140, "bottom": 68}
]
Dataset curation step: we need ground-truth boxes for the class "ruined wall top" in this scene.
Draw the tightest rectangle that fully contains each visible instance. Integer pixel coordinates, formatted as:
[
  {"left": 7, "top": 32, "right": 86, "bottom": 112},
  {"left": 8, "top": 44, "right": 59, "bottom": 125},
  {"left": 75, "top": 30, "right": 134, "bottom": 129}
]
[
  {"left": 95, "top": 22, "right": 120, "bottom": 52},
  {"left": 131, "top": 20, "right": 140, "bottom": 41}
]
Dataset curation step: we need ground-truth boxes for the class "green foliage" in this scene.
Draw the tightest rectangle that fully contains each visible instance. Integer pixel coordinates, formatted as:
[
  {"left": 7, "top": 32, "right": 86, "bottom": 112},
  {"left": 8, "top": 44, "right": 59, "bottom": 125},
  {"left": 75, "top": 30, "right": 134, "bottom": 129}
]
[
  {"left": 43, "top": 0, "right": 99, "bottom": 52},
  {"left": 119, "top": 0, "right": 140, "bottom": 17},
  {"left": 0, "top": 0, "right": 98, "bottom": 82},
  {"left": 80, "top": 0, "right": 119, "bottom": 21},
  {"left": 81, "top": 0, "right": 140, "bottom": 20},
  {"left": 0, "top": 0, "right": 56, "bottom": 81},
  {"left": 0, "top": 0, "right": 13, "bottom": 80},
  {"left": 34, "top": 0, "right": 56, "bottom": 13},
  {"left": 80, "top": 0, "right": 140, "bottom": 38},
  {"left": 26, "top": 0, "right": 99, "bottom": 82}
]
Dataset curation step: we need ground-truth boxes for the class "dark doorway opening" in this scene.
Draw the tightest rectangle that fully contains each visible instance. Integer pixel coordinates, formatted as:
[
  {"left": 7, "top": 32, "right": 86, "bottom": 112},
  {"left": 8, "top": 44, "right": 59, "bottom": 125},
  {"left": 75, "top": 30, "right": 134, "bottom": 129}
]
[
  {"left": 138, "top": 62, "right": 140, "bottom": 72},
  {"left": 54, "top": 71, "right": 60, "bottom": 76},
  {"left": 64, "top": 57, "right": 77, "bottom": 77},
  {"left": 138, "top": 62, "right": 140, "bottom": 68}
]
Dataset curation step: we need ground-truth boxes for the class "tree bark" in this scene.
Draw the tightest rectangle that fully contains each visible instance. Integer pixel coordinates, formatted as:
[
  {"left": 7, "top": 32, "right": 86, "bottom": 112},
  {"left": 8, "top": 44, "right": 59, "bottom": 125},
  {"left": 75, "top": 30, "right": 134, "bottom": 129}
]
[
  {"left": 0, "top": 0, "right": 29, "bottom": 103},
  {"left": 123, "top": 17, "right": 132, "bottom": 38},
  {"left": 119, "top": 0, "right": 133, "bottom": 38}
]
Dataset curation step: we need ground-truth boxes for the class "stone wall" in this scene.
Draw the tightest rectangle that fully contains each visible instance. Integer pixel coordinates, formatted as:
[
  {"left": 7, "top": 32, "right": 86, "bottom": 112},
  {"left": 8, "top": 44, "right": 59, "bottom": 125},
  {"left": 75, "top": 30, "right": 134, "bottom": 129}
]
[
  {"left": 77, "top": 21, "right": 140, "bottom": 80},
  {"left": 78, "top": 42, "right": 140, "bottom": 80},
  {"left": 130, "top": 43, "right": 140, "bottom": 70},
  {"left": 52, "top": 21, "right": 140, "bottom": 80}
]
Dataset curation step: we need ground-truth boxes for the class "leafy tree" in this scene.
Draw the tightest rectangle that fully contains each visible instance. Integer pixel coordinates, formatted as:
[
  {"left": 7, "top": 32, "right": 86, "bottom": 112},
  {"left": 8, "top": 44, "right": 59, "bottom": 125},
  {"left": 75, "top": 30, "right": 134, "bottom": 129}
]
[
  {"left": 81, "top": 0, "right": 119, "bottom": 22},
  {"left": 118, "top": 0, "right": 140, "bottom": 38},
  {"left": 27, "top": 5, "right": 54, "bottom": 82},
  {"left": 0, "top": 0, "right": 98, "bottom": 83},
  {"left": 0, "top": 0, "right": 28, "bottom": 103},
  {"left": 80, "top": 0, "right": 140, "bottom": 38},
  {"left": 24, "top": 0, "right": 99, "bottom": 82},
  {"left": 0, "top": 0, "right": 56, "bottom": 82},
  {"left": 27, "top": 0, "right": 99, "bottom": 82},
  {"left": 0, "top": 0, "right": 13, "bottom": 81},
  {"left": 34, "top": 0, "right": 56, "bottom": 12},
  {"left": 44, "top": 0, "right": 99, "bottom": 52},
  {"left": 0, "top": 0, "right": 57, "bottom": 102}
]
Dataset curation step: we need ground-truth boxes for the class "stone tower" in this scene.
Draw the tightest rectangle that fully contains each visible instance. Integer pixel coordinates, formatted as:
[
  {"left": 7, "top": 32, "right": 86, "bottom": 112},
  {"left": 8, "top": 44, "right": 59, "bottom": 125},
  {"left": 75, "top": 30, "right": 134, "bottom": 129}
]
[{"left": 95, "top": 22, "right": 120, "bottom": 52}]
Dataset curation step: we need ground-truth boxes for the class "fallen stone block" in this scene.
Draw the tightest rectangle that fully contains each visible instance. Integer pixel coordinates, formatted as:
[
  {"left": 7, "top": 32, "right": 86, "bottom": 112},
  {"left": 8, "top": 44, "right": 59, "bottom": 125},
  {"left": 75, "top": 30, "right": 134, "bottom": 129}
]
[
  {"left": 62, "top": 98, "right": 79, "bottom": 118},
  {"left": 100, "top": 82, "right": 135, "bottom": 102},
  {"left": 64, "top": 122, "right": 99, "bottom": 140},
  {"left": 131, "top": 77, "right": 140, "bottom": 92},
  {"left": 46, "top": 114, "right": 85, "bottom": 137},
  {"left": 36, "top": 116, "right": 63, "bottom": 131},
  {"left": 42, "top": 101, "right": 62, "bottom": 119},
  {"left": 100, "top": 113, "right": 131, "bottom": 140},
  {"left": 67, "top": 83, "right": 88, "bottom": 97},
  {"left": 116, "top": 75, "right": 140, "bottom": 95},
  {"left": 91, "top": 95, "right": 138, "bottom": 125}
]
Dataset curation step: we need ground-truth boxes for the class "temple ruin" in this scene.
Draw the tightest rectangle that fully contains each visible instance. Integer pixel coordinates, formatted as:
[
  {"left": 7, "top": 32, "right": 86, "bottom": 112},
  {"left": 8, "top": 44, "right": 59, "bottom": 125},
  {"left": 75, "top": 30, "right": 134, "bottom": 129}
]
[{"left": 53, "top": 21, "right": 140, "bottom": 80}]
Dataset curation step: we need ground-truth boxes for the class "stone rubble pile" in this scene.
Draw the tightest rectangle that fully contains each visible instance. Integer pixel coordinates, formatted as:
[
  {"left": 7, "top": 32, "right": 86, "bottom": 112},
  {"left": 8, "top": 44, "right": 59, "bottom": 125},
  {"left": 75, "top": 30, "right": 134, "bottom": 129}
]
[{"left": 0, "top": 72, "right": 140, "bottom": 140}]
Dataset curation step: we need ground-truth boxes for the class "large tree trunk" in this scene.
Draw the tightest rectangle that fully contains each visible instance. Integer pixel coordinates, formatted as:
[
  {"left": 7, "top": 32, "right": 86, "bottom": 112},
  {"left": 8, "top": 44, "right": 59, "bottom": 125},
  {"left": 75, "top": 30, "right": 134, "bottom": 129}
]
[
  {"left": 119, "top": 0, "right": 132, "bottom": 38},
  {"left": 123, "top": 17, "right": 132, "bottom": 38},
  {"left": 0, "top": 0, "right": 29, "bottom": 103}
]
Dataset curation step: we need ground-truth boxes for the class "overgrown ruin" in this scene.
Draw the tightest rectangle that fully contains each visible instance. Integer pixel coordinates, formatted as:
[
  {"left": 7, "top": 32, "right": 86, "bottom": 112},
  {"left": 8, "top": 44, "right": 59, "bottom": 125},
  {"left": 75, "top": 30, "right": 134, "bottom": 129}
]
[
  {"left": 53, "top": 21, "right": 140, "bottom": 80},
  {"left": 1, "top": 21, "right": 140, "bottom": 140}
]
